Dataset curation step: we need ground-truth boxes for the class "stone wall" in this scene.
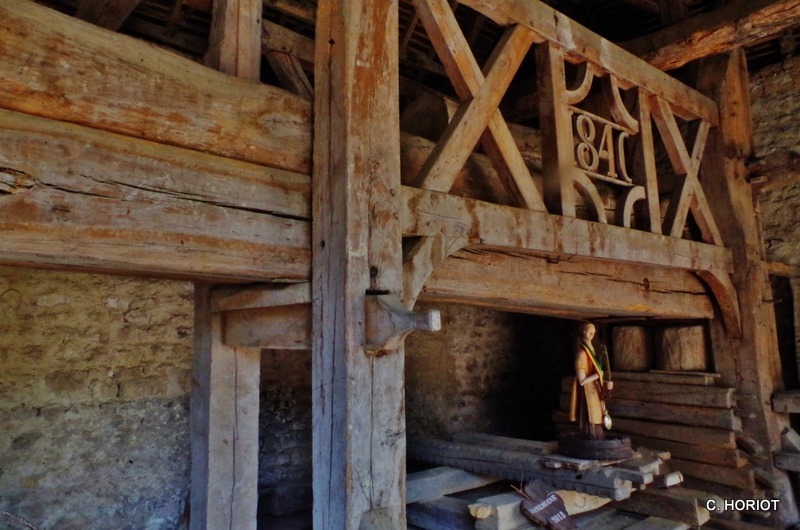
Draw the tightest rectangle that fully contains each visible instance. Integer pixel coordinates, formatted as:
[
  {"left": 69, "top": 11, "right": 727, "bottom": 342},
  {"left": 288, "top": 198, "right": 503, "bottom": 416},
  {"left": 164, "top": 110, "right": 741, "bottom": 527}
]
[{"left": 0, "top": 266, "right": 194, "bottom": 530}]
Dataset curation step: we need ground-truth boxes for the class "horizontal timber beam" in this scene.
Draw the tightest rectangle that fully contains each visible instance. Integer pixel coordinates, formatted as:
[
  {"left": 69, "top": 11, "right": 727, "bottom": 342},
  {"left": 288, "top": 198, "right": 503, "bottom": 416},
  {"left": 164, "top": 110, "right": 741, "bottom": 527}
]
[
  {"left": 419, "top": 249, "right": 715, "bottom": 320},
  {"left": 623, "top": 0, "right": 800, "bottom": 71},
  {"left": 401, "top": 186, "right": 733, "bottom": 273},
  {"left": 0, "top": 109, "right": 310, "bottom": 282},
  {"left": 457, "top": 0, "right": 718, "bottom": 124},
  {"left": 0, "top": 0, "right": 312, "bottom": 173}
]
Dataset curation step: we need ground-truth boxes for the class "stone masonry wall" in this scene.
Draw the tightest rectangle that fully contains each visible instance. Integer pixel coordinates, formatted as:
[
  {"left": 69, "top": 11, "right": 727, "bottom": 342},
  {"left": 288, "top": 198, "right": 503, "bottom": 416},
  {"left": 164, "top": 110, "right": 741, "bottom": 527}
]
[{"left": 0, "top": 266, "right": 193, "bottom": 530}]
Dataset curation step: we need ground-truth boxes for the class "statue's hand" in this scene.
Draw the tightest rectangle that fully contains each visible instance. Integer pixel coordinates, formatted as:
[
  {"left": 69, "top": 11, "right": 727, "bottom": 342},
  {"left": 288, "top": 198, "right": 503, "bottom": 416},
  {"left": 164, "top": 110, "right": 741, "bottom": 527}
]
[{"left": 605, "top": 381, "right": 614, "bottom": 391}]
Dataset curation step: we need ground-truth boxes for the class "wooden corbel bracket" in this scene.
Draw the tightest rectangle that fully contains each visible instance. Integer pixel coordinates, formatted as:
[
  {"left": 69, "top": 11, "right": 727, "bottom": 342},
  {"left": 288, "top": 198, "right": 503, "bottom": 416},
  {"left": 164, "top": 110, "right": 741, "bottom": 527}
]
[{"left": 365, "top": 293, "right": 441, "bottom": 355}]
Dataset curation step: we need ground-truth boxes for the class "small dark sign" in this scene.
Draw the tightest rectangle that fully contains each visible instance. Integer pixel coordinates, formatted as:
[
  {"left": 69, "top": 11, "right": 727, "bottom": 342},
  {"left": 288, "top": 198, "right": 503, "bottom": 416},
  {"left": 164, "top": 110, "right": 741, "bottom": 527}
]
[{"left": 519, "top": 480, "right": 577, "bottom": 530}]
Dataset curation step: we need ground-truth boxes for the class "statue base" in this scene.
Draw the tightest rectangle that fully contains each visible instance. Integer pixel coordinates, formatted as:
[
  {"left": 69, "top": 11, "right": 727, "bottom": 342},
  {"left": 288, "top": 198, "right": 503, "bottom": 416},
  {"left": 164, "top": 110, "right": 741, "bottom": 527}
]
[{"left": 556, "top": 430, "right": 634, "bottom": 460}]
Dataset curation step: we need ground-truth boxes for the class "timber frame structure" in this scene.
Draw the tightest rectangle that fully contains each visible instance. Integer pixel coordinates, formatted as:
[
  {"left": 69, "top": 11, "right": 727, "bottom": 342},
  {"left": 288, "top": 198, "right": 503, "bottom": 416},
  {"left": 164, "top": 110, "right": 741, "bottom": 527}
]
[{"left": 2, "top": 0, "right": 800, "bottom": 528}]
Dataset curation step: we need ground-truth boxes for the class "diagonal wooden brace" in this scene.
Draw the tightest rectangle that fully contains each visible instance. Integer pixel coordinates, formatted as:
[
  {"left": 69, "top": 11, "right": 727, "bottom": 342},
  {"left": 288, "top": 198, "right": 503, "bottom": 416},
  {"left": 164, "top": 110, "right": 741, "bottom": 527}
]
[{"left": 365, "top": 293, "right": 441, "bottom": 355}]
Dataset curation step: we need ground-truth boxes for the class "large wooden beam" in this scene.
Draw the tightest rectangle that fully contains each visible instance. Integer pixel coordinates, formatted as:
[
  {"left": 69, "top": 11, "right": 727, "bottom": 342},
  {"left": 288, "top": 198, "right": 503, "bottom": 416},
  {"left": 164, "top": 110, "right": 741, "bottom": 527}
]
[
  {"left": 0, "top": 109, "right": 309, "bottom": 282},
  {"left": 0, "top": 0, "right": 311, "bottom": 173},
  {"left": 75, "top": 0, "right": 142, "bottom": 30},
  {"left": 313, "top": 0, "right": 406, "bottom": 528},
  {"left": 402, "top": 186, "right": 732, "bottom": 273},
  {"left": 205, "top": 0, "right": 262, "bottom": 79},
  {"left": 420, "top": 249, "right": 714, "bottom": 320},
  {"left": 457, "top": 0, "right": 718, "bottom": 124},
  {"left": 696, "top": 50, "right": 799, "bottom": 524},
  {"left": 624, "top": 0, "right": 800, "bottom": 71}
]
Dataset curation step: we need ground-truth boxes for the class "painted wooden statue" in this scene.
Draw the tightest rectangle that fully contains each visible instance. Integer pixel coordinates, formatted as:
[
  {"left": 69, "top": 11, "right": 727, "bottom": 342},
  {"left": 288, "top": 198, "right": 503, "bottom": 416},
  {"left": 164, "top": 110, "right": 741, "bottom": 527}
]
[{"left": 569, "top": 322, "right": 613, "bottom": 440}]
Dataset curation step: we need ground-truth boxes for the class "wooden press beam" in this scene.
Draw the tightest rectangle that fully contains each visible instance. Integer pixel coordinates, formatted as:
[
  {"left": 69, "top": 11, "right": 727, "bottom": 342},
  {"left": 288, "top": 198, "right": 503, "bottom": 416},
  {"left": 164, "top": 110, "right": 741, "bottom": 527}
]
[
  {"left": 0, "top": 1, "right": 311, "bottom": 174},
  {"left": 191, "top": 2, "right": 263, "bottom": 528},
  {"left": 624, "top": 0, "right": 800, "bottom": 71},
  {"left": 313, "top": 0, "right": 407, "bottom": 527}
]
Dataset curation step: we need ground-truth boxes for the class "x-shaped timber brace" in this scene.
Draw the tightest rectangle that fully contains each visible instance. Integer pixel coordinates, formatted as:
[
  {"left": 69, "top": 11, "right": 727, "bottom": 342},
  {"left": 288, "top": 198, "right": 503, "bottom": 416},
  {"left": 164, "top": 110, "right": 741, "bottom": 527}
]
[{"left": 403, "top": 0, "right": 741, "bottom": 334}]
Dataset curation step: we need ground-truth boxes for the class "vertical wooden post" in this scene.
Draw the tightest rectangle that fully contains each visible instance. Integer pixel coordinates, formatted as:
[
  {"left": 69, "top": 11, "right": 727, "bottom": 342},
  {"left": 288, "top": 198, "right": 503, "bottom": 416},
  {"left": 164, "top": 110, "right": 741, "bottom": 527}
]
[
  {"left": 192, "top": 2, "right": 263, "bottom": 529},
  {"left": 697, "top": 49, "right": 799, "bottom": 524},
  {"left": 313, "top": 0, "right": 405, "bottom": 528},
  {"left": 537, "top": 43, "right": 577, "bottom": 217}
]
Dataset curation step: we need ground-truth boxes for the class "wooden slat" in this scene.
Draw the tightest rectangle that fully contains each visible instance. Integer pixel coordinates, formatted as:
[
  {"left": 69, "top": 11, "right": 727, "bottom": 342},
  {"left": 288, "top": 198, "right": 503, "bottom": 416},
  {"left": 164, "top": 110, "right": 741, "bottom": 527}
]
[
  {"left": 772, "top": 390, "right": 800, "bottom": 413},
  {"left": 607, "top": 399, "right": 741, "bottom": 429},
  {"left": 610, "top": 488, "right": 711, "bottom": 527},
  {"left": 406, "top": 467, "right": 500, "bottom": 505},
  {"left": 457, "top": 0, "right": 719, "bottom": 124},
  {"left": 452, "top": 432, "right": 557, "bottom": 454},
  {"left": 667, "top": 460, "right": 756, "bottom": 490},
  {"left": 75, "top": 0, "right": 142, "bottom": 30},
  {"left": 613, "top": 371, "right": 720, "bottom": 386},
  {"left": 624, "top": 0, "right": 800, "bottom": 71},
  {"left": 0, "top": 0, "right": 311, "bottom": 173},
  {"left": 469, "top": 492, "right": 529, "bottom": 530},
  {"left": 211, "top": 283, "right": 311, "bottom": 312},
  {"left": 421, "top": 250, "right": 714, "bottom": 321},
  {"left": 312, "top": 0, "right": 406, "bottom": 527},
  {"left": 626, "top": 435, "right": 748, "bottom": 468},
  {"left": 402, "top": 187, "right": 733, "bottom": 274},
  {"left": 0, "top": 109, "right": 310, "bottom": 282},
  {"left": 611, "top": 418, "right": 737, "bottom": 449},
  {"left": 610, "top": 381, "right": 734, "bottom": 408},
  {"left": 262, "top": 19, "right": 315, "bottom": 67},
  {"left": 625, "top": 517, "right": 689, "bottom": 530}
]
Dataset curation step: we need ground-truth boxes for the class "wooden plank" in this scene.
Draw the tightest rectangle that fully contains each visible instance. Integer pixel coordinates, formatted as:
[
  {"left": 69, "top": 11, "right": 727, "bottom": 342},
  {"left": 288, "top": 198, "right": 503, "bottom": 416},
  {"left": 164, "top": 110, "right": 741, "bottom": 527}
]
[
  {"left": 223, "top": 304, "right": 310, "bottom": 349},
  {"left": 262, "top": 19, "right": 315, "bottom": 67},
  {"left": 611, "top": 488, "right": 711, "bottom": 527},
  {"left": 312, "top": 0, "right": 406, "bottom": 527},
  {"left": 624, "top": 0, "right": 800, "bottom": 71},
  {"left": 452, "top": 432, "right": 557, "bottom": 455},
  {"left": 421, "top": 250, "right": 714, "bottom": 321},
  {"left": 0, "top": 0, "right": 312, "bottom": 173},
  {"left": 613, "top": 371, "right": 719, "bottom": 386},
  {"left": 401, "top": 187, "right": 733, "bottom": 274},
  {"left": 772, "top": 390, "right": 800, "bottom": 413},
  {"left": 607, "top": 398, "right": 741, "bottom": 429},
  {"left": 211, "top": 283, "right": 311, "bottom": 312},
  {"left": 0, "top": 109, "right": 310, "bottom": 282},
  {"left": 206, "top": 0, "right": 262, "bottom": 78},
  {"left": 190, "top": 286, "right": 261, "bottom": 530},
  {"left": 773, "top": 452, "right": 800, "bottom": 473},
  {"left": 457, "top": 0, "right": 719, "bottom": 124},
  {"left": 76, "top": 0, "right": 142, "bottom": 30},
  {"left": 611, "top": 381, "right": 735, "bottom": 408},
  {"left": 406, "top": 467, "right": 500, "bottom": 505},
  {"left": 407, "top": 496, "right": 475, "bottom": 530},
  {"left": 625, "top": 517, "right": 689, "bottom": 530},
  {"left": 469, "top": 492, "right": 529, "bottom": 530},
  {"left": 612, "top": 418, "right": 737, "bottom": 449},
  {"left": 667, "top": 460, "right": 756, "bottom": 490},
  {"left": 626, "top": 436, "right": 748, "bottom": 468}
]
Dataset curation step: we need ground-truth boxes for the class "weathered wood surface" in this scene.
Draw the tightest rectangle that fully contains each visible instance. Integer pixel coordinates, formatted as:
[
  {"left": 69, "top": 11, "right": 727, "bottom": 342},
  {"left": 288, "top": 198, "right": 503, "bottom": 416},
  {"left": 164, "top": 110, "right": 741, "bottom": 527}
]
[
  {"left": 772, "top": 390, "right": 800, "bottom": 413},
  {"left": 312, "top": 0, "right": 406, "bottom": 528},
  {"left": 0, "top": 0, "right": 312, "bottom": 173},
  {"left": 211, "top": 283, "right": 311, "bottom": 312},
  {"left": 190, "top": 286, "right": 260, "bottom": 530},
  {"left": 406, "top": 467, "right": 500, "bottom": 505},
  {"left": 457, "top": 0, "right": 718, "bottom": 124},
  {"left": 654, "top": 326, "right": 709, "bottom": 372},
  {"left": 610, "top": 488, "right": 712, "bottom": 527},
  {"left": 667, "top": 460, "right": 756, "bottom": 490},
  {"left": 613, "top": 371, "right": 719, "bottom": 386},
  {"left": 580, "top": 379, "right": 734, "bottom": 408},
  {"left": 205, "top": 0, "right": 262, "bottom": 79},
  {"left": 626, "top": 436, "right": 748, "bottom": 468},
  {"left": 611, "top": 418, "right": 737, "bottom": 449},
  {"left": 223, "top": 304, "right": 310, "bottom": 349},
  {"left": 469, "top": 492, "right": 530, "bottom": 530},
  {"left": 0, "top": 108, "right": 310, "bottom": 282},
  {"left": 607, "top": 397, "right": 742, "bottom": 431},
  {"left": 407, "top": 496, "right": 474, "bottom": 530},
  {"left": 749, "top": 150, "right": 800, "bottom": 195},
  {"left": 402, "top": 187, "right": 733, "bottom": 274},
  {"left": 452, "top": 432, "right": 557, "bottom": 455},
  {"left": 773, "top": 451, "right": 800, "bottom": 473},
  {"left": 611, "top": 326, "right": 652, "bottom": 372},
  {"left": 421, "top": 250, "right": 714, "bottom": 321},
  {"left": 76, "top": 0, "right": 141, "bottom": 30},
  {"left": 408, "top": 438, "right": 633, "bottom": 500},
  {"left": 624, "top": 0, "right": 800, "bottom": 71}
]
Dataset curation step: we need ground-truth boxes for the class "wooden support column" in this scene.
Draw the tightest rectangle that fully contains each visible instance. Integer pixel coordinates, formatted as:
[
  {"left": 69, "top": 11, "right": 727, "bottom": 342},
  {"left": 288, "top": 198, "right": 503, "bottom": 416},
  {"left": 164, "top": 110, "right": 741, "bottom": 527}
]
[
  {"left": 191, "top": 2, "right": 263, "bottom": 529},
  {"left": 696, "top": 49, "right": 799, "bottom": 524},
  {"left": 313, "top": 0, "right": 406, "bottom": 528}
]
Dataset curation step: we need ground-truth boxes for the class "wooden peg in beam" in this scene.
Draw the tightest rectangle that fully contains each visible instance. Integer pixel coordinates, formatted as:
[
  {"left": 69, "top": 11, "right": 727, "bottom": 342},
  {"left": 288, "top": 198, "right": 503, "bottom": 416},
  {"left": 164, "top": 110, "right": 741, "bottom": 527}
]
[{"left": 365, "top": 294, "right": 441, "bottom": 355}]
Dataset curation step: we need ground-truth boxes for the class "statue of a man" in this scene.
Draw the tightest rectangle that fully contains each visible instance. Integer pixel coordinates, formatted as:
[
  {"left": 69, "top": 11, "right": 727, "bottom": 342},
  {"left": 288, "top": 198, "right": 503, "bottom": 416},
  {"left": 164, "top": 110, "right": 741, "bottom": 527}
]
[{"left": 570, "top": 322, "right": 613, "bottom": 440}]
